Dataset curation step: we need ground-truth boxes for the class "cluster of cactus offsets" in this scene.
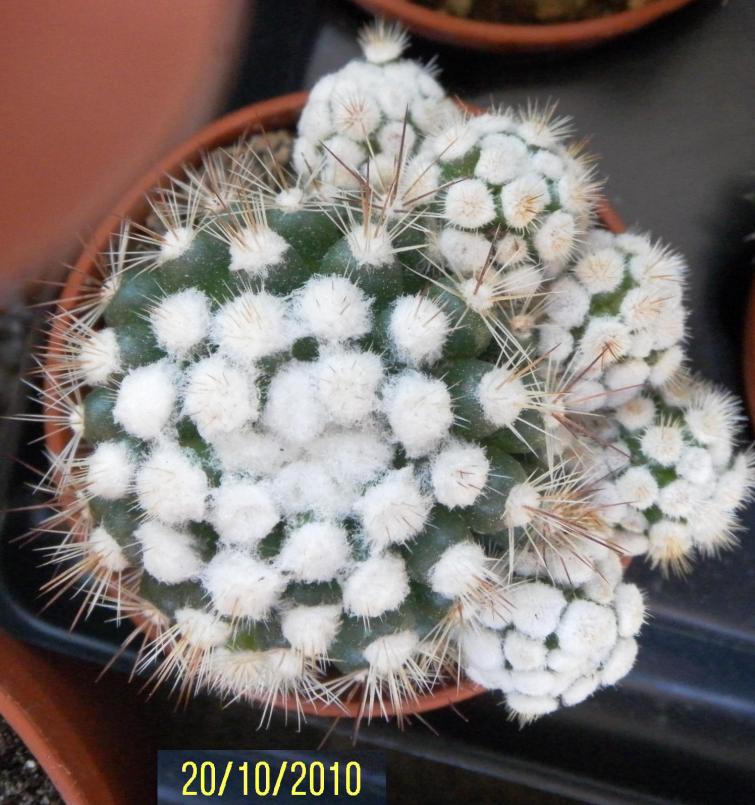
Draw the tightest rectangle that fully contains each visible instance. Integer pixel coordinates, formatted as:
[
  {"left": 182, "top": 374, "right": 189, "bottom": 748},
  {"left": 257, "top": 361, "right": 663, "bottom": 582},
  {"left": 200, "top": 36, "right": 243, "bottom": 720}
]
[{"left": 35, "top": 23, "right": 754, "bottom": 725}]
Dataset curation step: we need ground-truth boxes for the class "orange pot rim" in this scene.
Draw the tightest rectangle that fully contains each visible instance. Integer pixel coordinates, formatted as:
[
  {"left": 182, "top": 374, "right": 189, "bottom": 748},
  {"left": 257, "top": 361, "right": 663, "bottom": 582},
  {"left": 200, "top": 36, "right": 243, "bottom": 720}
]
[
  {"left": 44, "top": 92, "right": 625, "bottom": 720},
  {"left": 351, "top": 0, "right": 696, "bottom": 51}
]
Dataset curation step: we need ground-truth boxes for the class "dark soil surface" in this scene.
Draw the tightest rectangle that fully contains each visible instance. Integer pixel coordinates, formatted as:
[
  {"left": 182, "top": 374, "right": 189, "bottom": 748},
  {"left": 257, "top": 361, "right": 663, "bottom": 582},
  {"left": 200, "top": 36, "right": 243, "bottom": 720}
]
[
  {"left": 413, "top": 0, "right": 654, "bottom": 24},
  {"left": 0, "top": 719, "right": 62, "bottom": 805}
]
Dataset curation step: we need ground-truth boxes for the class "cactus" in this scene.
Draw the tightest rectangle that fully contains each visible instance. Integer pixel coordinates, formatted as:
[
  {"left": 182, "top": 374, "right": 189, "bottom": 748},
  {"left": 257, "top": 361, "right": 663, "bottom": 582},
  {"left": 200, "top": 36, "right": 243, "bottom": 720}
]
[{"left": 34, "top": 23, "right": 753, "bottom": 725}]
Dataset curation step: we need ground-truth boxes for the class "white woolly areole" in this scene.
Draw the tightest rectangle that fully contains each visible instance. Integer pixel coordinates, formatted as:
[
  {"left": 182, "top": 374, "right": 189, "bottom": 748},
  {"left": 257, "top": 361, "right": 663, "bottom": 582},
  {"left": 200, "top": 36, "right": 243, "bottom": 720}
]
[
  {"left": 577, "top": 317, "right": 631, "bottom": 369},
  {"left": 560, "top": 674, "right": 600, "bottom": 707},
  {"left": 307, "top": 430, "right": 393, "bottom": 486},
  {"left": 263, "top": 362, "right": 324, "bottom": 445},
  {"left": 510, "top": 669, "right": 557, "bottom": 697},
  {"left": 88, "top": 526, "right": 129, "bottom": 572},
  {"left": 183, "top": 355, "right": 258, "bottom": 440},
  {"left": 382, "top": 371, "right": 453, "bottom": 458},
  {"left": 211, "top": 429, "right": 291, "bottom": 475},
  {"left": 321, "top": 135, "right": 366, "bottom": 189},
  {"left": 356, "top": 467, "right": 431, "bottom": 550},
  {"left": 203, "top": 550, "right": 284, "bottom": 619},
  {"left": 545, "top": 277, "right": 590, "bottom": 329},
  {"left": 641, "top": 423, "right": 684, "bottom": 466},
  {"left": 507, "top": 582, "right": 567, "bottom": 640},
  {"left": 537, "top": 324, "right": 574, "bottom": 364},
  {"left": 557, "top": 600, "right": 618, "bottom": 660},
  {"left": 501, "top": 173, "right": 549, "bottom": 229},
  {"left": 676, "top": 445, "right": 714, "bottom": 486},
  {"left": 276, "top": 521, "right": 351, "bottom": 583},
  {"left": 428, "top": 540, "right": 487, "bottom": 599},
  {"left": 315, "top": 349, "right": 383, "bottom": 425},
  {"left": 212, "top": 291, "right": 291, "bottom": 364},
  {"left": 86, "top": 440, "right": 134, "bottom": 500},
  {"left": 342, "top": 553, "right": 410, "bottom": 618},
  {"left": 649, "top": 346, "right": 684, "bottom": 387},
  {"left": 581, "top": 554, "right": 623, "bottom": 606},
  {"left": 135, "top": 442, "right": 208, "bottom": 524},
  {"left": 272, "top": 460, "right": 352, "bottom": 520},
  {"left": 281, "top": 605, "right": 341, "bottom": 656},
  {"left": 613, "top": 583, "right": 645, "bottom": 639},
  {"left": 78, "top": 327, "right": 121, "bottom": 385},
  {"left": 503, "top": 630, "right": 547, "bottom": 671},
  {"left": 475, "top": 133, "right": 528, "bottom": 184},
  {"left": 444, "top": 179, "right": 496, "bottom": 229},
  {"left": 615, "top": 466, "right": 659, "bottom": 511},
  {"left": 430, "top": 441, "right": 490, "bottom": 508},
  {"left": 150, "top": 289, "right": 211, "bottom": 357},
  {"left": 460, "top": 628, "right": 504, "bottom": 671},
  {"left": 574, "top": 248, "right": 625, "bottom": 294},
  {"left": 657, "top": 479, "right": 697, "bottom": 519},
  {"left": 603, "top": 359, "right": 650, "bottom": 407},
  {"left": 477, "top": 366, "right": 530, "bottom": 428},
  {"left": 504, "top": 483, "right": 541, "bottom": 528},
  {"left": 294, "top": 276, "right": 372, "bottom": 342},
  {"left": 389, "top": 294, "right": 450, "bottom": 367},
  {"left": 135, "top": 521, "right": 203, "bottom": 584},
  {"left": 159, "top": 226, "right": 194, "bottom": 262},
  {"left": 600, "top": 637, "right": 638, "bottom": 686},
  {"left": 346, "top": 223, "right": 395, "bottom": 267},
  {"left": 437, "top": 229, "right": 490, "bottom": 276},
  {"left": 175, "top": 608, "right": 232, "bottom": 649},
  {"left": 113, "top": 361, "right": 176, "bottom": 440},
  {"left": 211, "top": 479, "right": 279, "bottom": 546},
  {"left": 229, "top": 226, "right": 289, "bottom": 276},
  {"left": 615, "top": 396, "right": 655, "bottom": 431},
  {"left": 648, "top": 519, "right": 691, "bottom": 567},
  {"left": 363, "top": 630, "right": 420, "bottom": 676},
  {"left": 505, "top": 692, "right": 558, "bottom": 720},
  {"left": 332, "top": 94, "right": 382, "bottom": 142}
]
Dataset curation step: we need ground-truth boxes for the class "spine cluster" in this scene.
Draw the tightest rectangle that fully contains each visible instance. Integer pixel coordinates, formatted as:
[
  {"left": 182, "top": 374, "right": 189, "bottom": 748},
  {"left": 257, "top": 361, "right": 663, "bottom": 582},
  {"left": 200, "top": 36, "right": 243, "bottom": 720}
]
[{"left": 35, "top": 22, "right": 753, "bottom": 725}]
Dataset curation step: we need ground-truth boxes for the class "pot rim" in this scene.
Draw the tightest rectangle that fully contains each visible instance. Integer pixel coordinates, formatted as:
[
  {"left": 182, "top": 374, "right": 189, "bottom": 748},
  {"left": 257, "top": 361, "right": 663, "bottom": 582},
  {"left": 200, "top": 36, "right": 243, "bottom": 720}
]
[
  {"left": 43, "top": 91, "right": 624, "bottom": 719},
  {"left": 350, "top": 0, "right": 696, "bottom": 51}
]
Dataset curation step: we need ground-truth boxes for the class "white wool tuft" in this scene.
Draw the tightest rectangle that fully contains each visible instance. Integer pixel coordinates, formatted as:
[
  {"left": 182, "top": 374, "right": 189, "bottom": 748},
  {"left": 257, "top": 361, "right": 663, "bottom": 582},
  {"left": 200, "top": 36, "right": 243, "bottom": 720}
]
[
  {"left": 505, "top": 692, "right": 558, "bottom": 720},
  {"left": 477, "top": 366, "right": 530, "bottom": 428},
  {"left": 389, "top": 295, "right": 450, "bottom": 367},
  {"left": 78, "top": 328, "right": 121, "bottom": 385},
  {"left": 649, "top": 346, "right": 684, "bottom": 387},
  {"left": 604, "top": 360, "right": 650, "bottom": 407},
  {"left": 183, "top": 355, "right": 258, "bottom": 440},
  {"left": 536, "top": 211, "right": 577, "bottom": 267},
  {"left": 306, "top": 430, "right": 393, "bottom": 486},
  {"left": 212, "top": 291, "right": 291, "bottom": 364},
  {"left": 314, "top": 349, "right": 383, "bottom": 425},
  {"left": 574, "top": 248, "right": 625, "bottom": 294},
  {"left": 460, "top": 627, "right": 504, "bottom": 671},
  {"left": 641, "top": 423, "right": 683, "bottom": 466},
  {"left": 203, "top": 550, "right": 284, "bottom": 619},
  {"left": 428, "top": 541, "right": 488, "bottom": 599},
  {"left": 321, "top": 135, "right": 366, "bottom": 189},
  {"left": 499, "top": 264, "right": 544, "bottom": 297},
  {"left": 542, "top": 546, "right": 595, "bottom": 586},
  {"left": 346, "top": 223, "right": 394, "bottom": 267},
  {"left": 475, "top": 133, "right": 528, "bottom": 184},
  {"left": 495, "top": 232, "right": 530, "bottom": 267},
  {"left": 615, "top": 395, "right": 655, "bottom": 432},
  {"left": 382, "top": 371, "right": 453, "bottom": 458},
  {"left": 332, "top": 94, "right": 382, "bottom": 141},
  {"left": 560, "top": 674, "right": 600, "bottom": 707},
  {"left": 537, "top": 324, "right": 574, "bottom": 364},
  {"left": 342, "top": 553, "right": 410, "bottom": 618},
  {"left": 263, "top": 362, "right": 325, "bottom": 445},
  {"left": 444, "top": 179, "right": 496, "bottom": 229},
  {"left": 430, "top": 441, "right": 490, "bottom": 508},
  {"left": 88, "top": 526, "right": 129, "bottom": 572},
  {"left": 399, "top": 155, "right": 439, "bottom": 206},
  {"left": 504, "top": 482, "right": 541, "bottom": 528},
  {"left": 437, "top": 229, "right": 491, "bottom": 276},
  {"left": 272, "top": 460, "right": 352, "bottom": 520},
  {"left": 503, "top": 630, "right": 547, "bottom": 671},
  {"left": 581, "top": 553, "right": 623, "bottom": 605},
  {"left": 546, "top": 648, "right": 587, "bottom": 675},
  {"left": 510, "top": 669, "right": 557, "bottom": 697},
  {"left": 577, "top": 317, "right": 631, "bottom": 369},
  {"left": 86, "top": 440, "right": 134, "bottom": 500},
  {"left": 159, "top": 226, "right": 194, "bottom": 262},
  {"left": 557, "top": 600, "right": 617, "bottom": 661},
  {"left": 281, "top": 605, "right": 341, "bottom": 656},
  {"left": 507, "top": 582, "right": 567, "bottom": 640},
  {"left": 465, "top": 665, "right": 514, "bottom": 692},
  {"left": 501, "top": 173, "right": 548, "bottom": 229},
  {"left": 136, "top": 442, "right": 208, "bottom": 524},
  {"left": 647, "top": 519, "right": 691, "bottom": 568},
  {"left": 545, "top": 277, "right": 590, "bottom": 329},
  {"left": 113, "top": 361, "right": 176, "bottom": 440},
  {"left": 293, "top": 276, "right": 372, "bottom": 342},
  {"left": 600, "top": 637, "right": 638, "bottom": 686},
  {"left": 658, "top": 478, "right": 698, "bottom": 519},
  {"left": 356, "top": 467, "right": 431, "bottom": 550},
  {"left": 613, "top": 583, "right": 645, "bottom": 638},
  {"left": 425, "top": 120, "right": 479, "bottom": 162},
  {"left": 150, "top": 289, "right": 211, "bottom": 357},
  {"left": 228, "top": 226, "right": 289, "bottom": 276},
  {"left": 210, "top": 479, "right": 279, "bottom": 546},
  {"left": 276, "top": 521, "right": 351, "bottom": 583},
  {"left": 378, "top": 120, "right": 417, "bottom": 156},
  {"left": 135, "top": 520, "right": 203, "bottom": 584},
  {"left": 615, "top": 466, "right": 658, "bottom": 511},
  {"left": 532, "top": 149, "right": 565, "bottom": 179},
  {"left": 210, "top": 429, "right": 292, "bottom": 475},
  {"left": 175, "top": 608, "right": 232, "bottom": 649},
  {"left": 363, "top": 630, "right": 420, "bottom": 676}
]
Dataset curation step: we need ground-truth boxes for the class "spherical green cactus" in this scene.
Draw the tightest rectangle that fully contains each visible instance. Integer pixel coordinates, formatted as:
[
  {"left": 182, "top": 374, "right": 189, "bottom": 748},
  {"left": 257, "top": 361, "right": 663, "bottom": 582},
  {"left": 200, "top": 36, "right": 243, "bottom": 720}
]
[{"left": 36, "top": 22, "right": 753, "bottom": 725}]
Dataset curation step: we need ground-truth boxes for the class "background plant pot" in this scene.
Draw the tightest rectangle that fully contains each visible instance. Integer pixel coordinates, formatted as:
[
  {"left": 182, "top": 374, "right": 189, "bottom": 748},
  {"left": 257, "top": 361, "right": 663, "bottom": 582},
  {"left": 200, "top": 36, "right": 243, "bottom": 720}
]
[
  {"left": 46, "top": 92, "right": 625, "bottom": 721},
  {"left": 350, "top": 0, "right": 696, "bottom": 51}
]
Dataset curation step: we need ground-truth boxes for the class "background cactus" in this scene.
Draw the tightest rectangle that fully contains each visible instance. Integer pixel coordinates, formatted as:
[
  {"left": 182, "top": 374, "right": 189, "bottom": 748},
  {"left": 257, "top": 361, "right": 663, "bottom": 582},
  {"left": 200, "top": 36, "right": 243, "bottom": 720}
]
[{"left": 36, "top": 23, "right": 753, "bottom": 724}]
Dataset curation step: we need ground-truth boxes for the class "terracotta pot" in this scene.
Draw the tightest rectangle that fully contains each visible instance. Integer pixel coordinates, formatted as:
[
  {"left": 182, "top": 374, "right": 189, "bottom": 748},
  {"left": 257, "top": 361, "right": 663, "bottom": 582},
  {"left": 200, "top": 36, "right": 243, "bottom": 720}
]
[
  {"left": 0, "top": 630, "right": 155, "bottom": 805},
  {"left": 45, "top": 92, "right": 625, "bottom": 720},
  {"left": 350, "top": 0, "right": 696, "bottom": 52}
]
